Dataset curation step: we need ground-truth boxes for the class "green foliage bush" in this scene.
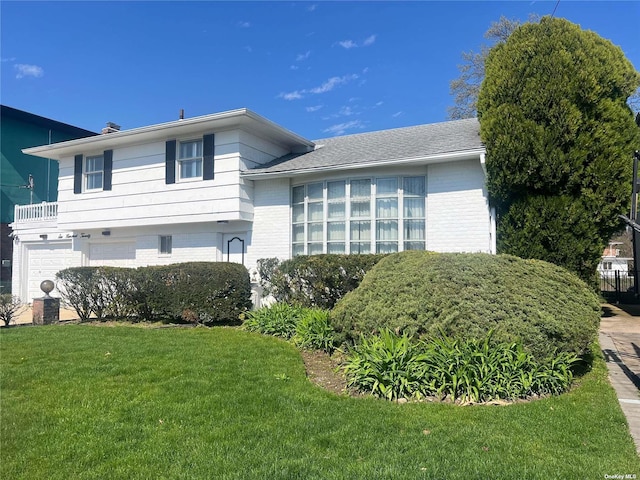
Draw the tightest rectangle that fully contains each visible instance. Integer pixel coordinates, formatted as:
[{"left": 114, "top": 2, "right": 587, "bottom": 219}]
[
  {"left": 243, "top": 303, "right": 306, "bottom": 339},
  {"left": 257, "top": 254, "right": 386, "bottom": 309},
  {"left": 342, "top": 330, "right": 578, "bottom": 402},
  {"left": 292, "top": 309, "right": 339, "bottom": 354},
  {"left": 330, "top": 251, "right": 601, "bottom": 361},
  {"left": 477, "top": 17, "right": 640, "bottom": 282},
  {"left": 243, "top": 303, "right": 338, "bottom": 353},
  {"left": 56, "top": 262, "right": 252, "bottom": 324}
]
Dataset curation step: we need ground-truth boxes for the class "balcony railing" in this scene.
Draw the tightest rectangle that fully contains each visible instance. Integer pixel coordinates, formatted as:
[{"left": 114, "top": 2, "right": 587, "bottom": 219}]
[{"left": 14, "top": 202, "right": 58, "bottom": 223}]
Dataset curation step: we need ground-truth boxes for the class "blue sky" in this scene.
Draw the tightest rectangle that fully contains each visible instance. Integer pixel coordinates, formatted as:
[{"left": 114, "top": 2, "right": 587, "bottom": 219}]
[{"left": 1, "top": 1, "right": 638, "bottom": 140}]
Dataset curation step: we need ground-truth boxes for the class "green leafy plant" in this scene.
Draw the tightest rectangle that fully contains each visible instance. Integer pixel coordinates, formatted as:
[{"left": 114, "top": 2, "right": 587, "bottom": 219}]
[
  {"left": 243, "top": 303, "right": 306, "bottom": 339},
  {"left": 292, "top": 309, "right": 338, "bottom": 354},
  {"left": 341, "top": 329, "right": 428, "bottom": 400},
  {"left": 342, "top": 330, "right": 578, "bottom": 403}
]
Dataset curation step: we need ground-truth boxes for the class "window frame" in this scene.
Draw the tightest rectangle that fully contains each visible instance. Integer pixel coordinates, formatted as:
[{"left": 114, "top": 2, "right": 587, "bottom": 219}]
[
  {"left": 159, "top": 235, "right": 173, "bottom": 256},
  {"left": 177, "top": 138, "right": 204, "bottom": 181},
  {"left": 84, "top": 154, "right": 104, "bottom": 191},
  {"left": 291, "top": 175, "right": 426, "bottom": 256}
]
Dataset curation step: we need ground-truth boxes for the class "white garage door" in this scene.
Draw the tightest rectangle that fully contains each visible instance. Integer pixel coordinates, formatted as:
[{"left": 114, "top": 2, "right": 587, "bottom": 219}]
[
  {"left": 89, "top": 242, "right": 136, "bottom": 267},
  {"left": 26, "top": 242, "right": 73, "bottom": 301}
]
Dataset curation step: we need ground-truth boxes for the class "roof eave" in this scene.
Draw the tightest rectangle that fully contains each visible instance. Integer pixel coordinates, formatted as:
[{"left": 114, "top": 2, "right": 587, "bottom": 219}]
[
  {"left": 22, "top": 108, "right": 315, "bottom": 160},
  {"left": 241, "top": 148, "right": 486, "bottom": 180}
]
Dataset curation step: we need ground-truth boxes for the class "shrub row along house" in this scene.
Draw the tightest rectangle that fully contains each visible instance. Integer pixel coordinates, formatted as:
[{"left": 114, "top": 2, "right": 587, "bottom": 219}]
[{"left": 11, "top": 108, "right": 495, "bottom": 302}]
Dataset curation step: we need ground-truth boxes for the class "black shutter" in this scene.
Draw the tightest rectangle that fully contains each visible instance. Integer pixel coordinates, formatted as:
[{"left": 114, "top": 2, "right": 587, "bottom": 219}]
[
  {"left": 203, "top": 133, "right": 215, "bottom": 180},
  {"left": 165, "top": 140, "right": 176, "bottom": 184},
  {"left": 103, "top": 150, "right": 113, "bottom": 191},
  {"left": 74, "top": 154, "right": 83, "bottom": 194}
]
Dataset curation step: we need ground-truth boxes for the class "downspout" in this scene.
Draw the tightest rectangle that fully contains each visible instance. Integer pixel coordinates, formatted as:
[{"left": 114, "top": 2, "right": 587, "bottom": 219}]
[{"left": 480, "top": 152, "right": 497, "bottom": 254}]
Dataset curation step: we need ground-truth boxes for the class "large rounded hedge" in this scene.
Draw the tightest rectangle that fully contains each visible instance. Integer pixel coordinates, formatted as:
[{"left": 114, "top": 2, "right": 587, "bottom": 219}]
[{"left": 330, "top": 251, "right": 601, "bottom": 360}]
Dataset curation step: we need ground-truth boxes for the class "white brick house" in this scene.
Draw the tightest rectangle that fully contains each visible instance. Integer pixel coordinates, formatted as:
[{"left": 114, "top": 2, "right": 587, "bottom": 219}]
[{"left": 11, "top": 109, "right": 495, "bottom": 302}]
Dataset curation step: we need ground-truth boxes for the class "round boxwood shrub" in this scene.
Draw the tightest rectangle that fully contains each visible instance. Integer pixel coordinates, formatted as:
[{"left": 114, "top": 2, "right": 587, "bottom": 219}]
[{"left": 330, "top": 251, "right": 601, "bottom": 360}]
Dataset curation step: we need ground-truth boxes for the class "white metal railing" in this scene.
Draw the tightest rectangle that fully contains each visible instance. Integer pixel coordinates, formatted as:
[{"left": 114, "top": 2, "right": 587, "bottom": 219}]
[{"left": 14, "top": 201, "right": 58, "bottom": 223}]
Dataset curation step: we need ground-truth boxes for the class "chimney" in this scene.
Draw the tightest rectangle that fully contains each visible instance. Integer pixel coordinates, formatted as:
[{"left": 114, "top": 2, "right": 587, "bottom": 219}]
[
  {"left": 101, "top": 122, "right": 121, "bottom": 134},
  {"left": 179, "top": 109, "right": 184, "bottom": 120}
]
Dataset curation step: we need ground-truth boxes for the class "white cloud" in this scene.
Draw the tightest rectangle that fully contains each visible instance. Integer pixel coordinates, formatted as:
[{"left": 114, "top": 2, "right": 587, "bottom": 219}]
[
  {"left": 310, "top": 74, "right": 358, "bottom": 94},
  {"left": 338, "top": 40, "right": 358, "bottom": 49},
  {"left": 279, "top": 73, "right": 358, "bottom": 100},
  {"left": 306, "top": 105, "right": 323, "bottom": 112},
  {"left": 339, "top": 106, "right": 357, "bottom": 116},
  {"left": 279, "top": 91, "right": 304, "bottom": 100},
  {"left": 375, "top": 101, "right": 384, "bottom": 107},
  {"left": 392, "top": 111, "right": 403, "bottom": 118},
  {"left": 244, "top": 46, "right": 253, "bottom": 53},
  {"left": 308, "top": 4, "right": 317, "bottom": 12},
  {"left": 15, "top": 64, "right": 44, "bottom": 79},
  {"left": 290, "top": 65, "right": 299, "bottom": 70},
  {"left": 363, "top": 34, "right": 377, "bottom": 46},
  {"left": 323, "top": 120, "right": 365, "bottom": 136},
  {"left": 237, "top": 21, "right": 251, "bottom": 28},
  {"left": 296, "top": 51, "right": 311, "bottom": 61},
  {"left": 2, "top": 57, "right": 16, "bottom": 63}
]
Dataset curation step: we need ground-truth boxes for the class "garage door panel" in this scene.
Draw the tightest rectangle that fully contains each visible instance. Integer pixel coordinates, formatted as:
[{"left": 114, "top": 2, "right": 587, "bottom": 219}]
[{"left": 26, "top": 243, "right": 73, "bottom": 301}]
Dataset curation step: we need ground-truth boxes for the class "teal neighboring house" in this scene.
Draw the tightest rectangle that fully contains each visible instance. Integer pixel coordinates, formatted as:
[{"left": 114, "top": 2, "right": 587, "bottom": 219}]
[{"left": 1, "top": 105, "right": 96, "bottom": 292}]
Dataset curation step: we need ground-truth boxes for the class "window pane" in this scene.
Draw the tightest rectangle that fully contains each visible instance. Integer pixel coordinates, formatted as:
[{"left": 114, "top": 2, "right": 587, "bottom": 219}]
[
  {"left": 292, "top": 224, "right": 304, "bottom": 242},
  {"left": 328, "top": 222, "right": 345, "bottom": 241},
  {"left": 180, "top": 159, "right": 202, "bottom": 178},
  {"left": 376, "top": 220, "right": 398, "bottom": 240},
  {"left": 86, "top": 156, "right": 103, "bottom": 172},
  {"left": 160, "top": 235, "right": 172, "bottom": 254},
  {"left": 308, "top": 223, "right": 323, "bottom": 241},
  {"left": 327, "top": 181, "right": 345, "bottom": 200},
  {"left": 328, "top": 243, "right": 345, "bottom": 254},
  {"left": 351, "top": 200, "right": 370, "bottom": 218},
  {"left": 307, "top": 183, "right": 323, "bottom": 200},
  {"left": 308, "top": 202, "right": 323, "bottom": 221},
  {"left": 350, "top": 242, "right": 371, "bottom": 254},
  {"left": 376, "top": 177, "right": 397, "bottom": 195},
  {"left": 86, "top": 172, "right": 103, "bottom": 190},
  {"left": 404, "top": 198, "right": 425, "bottom": 218},
  {"left": 179, "top": 140, "right": 202, "bottom": 159},
  {"left": 292, "top": 204, "right": 305, "bottom": 223},
  {"left": 377, "top": 242, "right": 398, "bottom": 254},
  {"left": 350, "top": 221, "right": 371, "bottom": 241},
  {"left": 404, "top": 241, "right": 426, "bottom": 251},
  {"left": 292, "top": 244, "right": 305, "bottom": 256},
  {"left": 328, "top": 202, "right": 345, "bottom": 219},
  {"left": 404, "top": 176, "right": 425, "bottom": 196},
  {"left": 350, "top": 179, "right": 371, "bottom": 198},
  {"left": 376, "top": 198, "right": 398, "bottom": 218},
  {"left": 292, "top": 186, "right": 304, "bottom": 204},
  {"left": 404, "top": 220, "right": 425, "bottom": 240},
  {"left": 308, "top": 243, "right": 323, "bottom": 255}
]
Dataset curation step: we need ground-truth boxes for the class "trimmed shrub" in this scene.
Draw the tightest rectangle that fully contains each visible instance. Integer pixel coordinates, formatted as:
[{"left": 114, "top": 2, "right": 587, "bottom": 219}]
[
  {"left": 57, "top": 262, "right": 252, "bottom": 324},
  {"left": 258, "top": 254, "right": 386, "bottom": 309},
  {"left": 331, "top": 251, "right": 601, "bottom": 360},
  {"left": 143, "top": 262, "right": 252, "bottom": 324}
]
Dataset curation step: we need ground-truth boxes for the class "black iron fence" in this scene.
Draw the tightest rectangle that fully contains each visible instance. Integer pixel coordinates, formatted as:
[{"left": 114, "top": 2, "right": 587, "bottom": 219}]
[{"left": 600, "top": 269, "right": 637, "bottom": 303}]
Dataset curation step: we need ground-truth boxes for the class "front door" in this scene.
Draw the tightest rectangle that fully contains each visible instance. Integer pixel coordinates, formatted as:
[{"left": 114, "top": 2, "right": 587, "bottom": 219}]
[{"left": 223, "top": 234, "right": 245, "bottom": 265}]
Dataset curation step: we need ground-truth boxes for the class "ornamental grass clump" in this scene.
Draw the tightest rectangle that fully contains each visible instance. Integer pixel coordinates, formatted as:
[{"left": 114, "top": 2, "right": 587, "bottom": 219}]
[
  {"left": 331, "top": 251, "right": 601, "bottom": 361},
  {"left": 341, "top": 330, "right": 578, "bottom": 403},
  {"left": 243, "top": 303, "right": 307, "bottom": 339}
]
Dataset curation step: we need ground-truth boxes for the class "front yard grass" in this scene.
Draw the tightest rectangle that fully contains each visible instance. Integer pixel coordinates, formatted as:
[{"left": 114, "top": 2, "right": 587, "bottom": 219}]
[{"left": 1, "top": 325, "right": 638, "bottom": 479}]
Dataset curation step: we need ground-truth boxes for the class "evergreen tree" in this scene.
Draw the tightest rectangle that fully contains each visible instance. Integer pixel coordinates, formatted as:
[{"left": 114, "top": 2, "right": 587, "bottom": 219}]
[{"left": 477, "top": 17, "right": 640, "bottom": 283}]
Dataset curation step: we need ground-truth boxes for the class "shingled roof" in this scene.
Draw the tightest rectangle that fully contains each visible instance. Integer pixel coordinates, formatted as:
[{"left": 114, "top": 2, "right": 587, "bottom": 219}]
[{"left": 243, "top": 117, "right": 482, "bottom": 178}]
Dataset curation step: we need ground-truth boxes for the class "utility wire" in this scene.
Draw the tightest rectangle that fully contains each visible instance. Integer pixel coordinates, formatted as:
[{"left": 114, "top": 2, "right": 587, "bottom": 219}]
[{"left": 551, "top": 0, "right": 561, "bottom": 18}]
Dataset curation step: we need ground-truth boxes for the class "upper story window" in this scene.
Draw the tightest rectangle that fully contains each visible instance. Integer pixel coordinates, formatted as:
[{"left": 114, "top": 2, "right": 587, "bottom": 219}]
[
  {"left": 85, "top": 154, "right": 104, "bottom": 190},
  {"left": 178, "top": 139, "right": 203, "bottom": 180}
]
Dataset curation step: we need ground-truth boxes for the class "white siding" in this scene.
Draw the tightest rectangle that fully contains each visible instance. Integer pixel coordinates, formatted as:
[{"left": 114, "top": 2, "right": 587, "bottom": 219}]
[
  {"left": 426, "top": 159, "right": 492, "bottom": 253},
  {"left": 247, "top": 178, "right": 291, "bottom": 267}
]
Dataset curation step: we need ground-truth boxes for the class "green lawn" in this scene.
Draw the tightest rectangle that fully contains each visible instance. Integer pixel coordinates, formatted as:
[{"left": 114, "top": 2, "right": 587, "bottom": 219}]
[{"left": 1, "top": 325, "right": 638, "bottom": 479}]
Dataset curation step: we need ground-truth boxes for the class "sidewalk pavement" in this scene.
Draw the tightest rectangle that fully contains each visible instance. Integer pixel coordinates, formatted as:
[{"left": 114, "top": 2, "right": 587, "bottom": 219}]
[{"left": 600, "top": 303, "right": 640, "bottom": 455}]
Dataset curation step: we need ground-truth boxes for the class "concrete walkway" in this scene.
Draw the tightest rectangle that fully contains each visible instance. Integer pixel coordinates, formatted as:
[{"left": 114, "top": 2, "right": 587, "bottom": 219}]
[{"left": 600, "top": 303, "right": 640, "bottom": 455}]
